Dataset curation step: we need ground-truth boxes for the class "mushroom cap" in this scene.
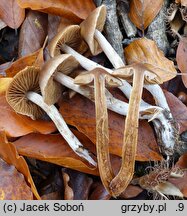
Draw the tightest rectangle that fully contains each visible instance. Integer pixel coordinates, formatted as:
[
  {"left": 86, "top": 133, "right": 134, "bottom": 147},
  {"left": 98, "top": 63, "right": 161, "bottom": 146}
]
[
  {"left": 48, "top": 25, "right": 88, "bottom": 57},
  {"left": 6, "top": 66, "right": 44, "bottom": 120},
  {"left": 112, "top": 63, "right": 163, "bottom": 85},
  {"left": 39, "top": 54, "right": 79, "bottom": 105},
  {"left": 74, "top": 68, "right": 122, "bottom": 87},
  {"left": 80, "top": 5, "right": 106, "bottom": 55}
]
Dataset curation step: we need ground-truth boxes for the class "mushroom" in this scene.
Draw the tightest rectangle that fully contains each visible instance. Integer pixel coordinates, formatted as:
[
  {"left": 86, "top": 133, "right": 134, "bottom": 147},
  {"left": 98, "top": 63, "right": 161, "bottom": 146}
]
[
  {"left": 80, "top": 5, "right": 124, "bottom": 68},
  {"left": 6, "top": 66, "right": 96, "bottom": 167},
  {"left": 108, "top": 62, "right": 176, "bottom": 196},
  {"left": 48, "top": 27, "right": 178, "bottom": 158},
  {"left": 49, "top": 25, "right": 88, "bottom": 58},
  {"left": 74, "top": 68, "right": 122, "bottom": 192},
  {"left": 39, "top": 54, "right": 79, "bottom": 105}
]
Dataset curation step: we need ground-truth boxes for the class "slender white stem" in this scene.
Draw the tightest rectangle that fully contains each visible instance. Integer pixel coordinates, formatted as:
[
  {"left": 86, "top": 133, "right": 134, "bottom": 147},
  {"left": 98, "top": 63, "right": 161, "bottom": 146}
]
[
  {"left": 26, "top": 91, "right": 97, "bottom": 167},
  {"left": 55, "top": 73, "right": 177, "bottom": 156},
  {"left": 61, "top": 44, "right": 159, "bottom": 110},
  {"left": 94, "top": 29, "right": 124, "bottom": 68},
  {"left": 54, "top": 72, "right": 157, "bottom": 118}
]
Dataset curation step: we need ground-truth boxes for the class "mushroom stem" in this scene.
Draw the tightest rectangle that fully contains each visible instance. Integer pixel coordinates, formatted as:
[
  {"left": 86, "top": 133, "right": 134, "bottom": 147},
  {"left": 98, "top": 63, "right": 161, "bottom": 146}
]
[
  {"left": 109, "top": 70, "right": 145, "bottom": 196},
  {"left": 94, "top": 74, "right": 114, "bottom": 192},
  {"left": 55, "top": 73, "right": 177, "bottom": 156},
  {"left": 26, "top": 91, "right": 97, "bottom": 167},
  {"left": 55, "top": 72, "right": 157, "bottom": 117},
  {"left": 94, "top": 29, "right": 124, "bottom": 68}
]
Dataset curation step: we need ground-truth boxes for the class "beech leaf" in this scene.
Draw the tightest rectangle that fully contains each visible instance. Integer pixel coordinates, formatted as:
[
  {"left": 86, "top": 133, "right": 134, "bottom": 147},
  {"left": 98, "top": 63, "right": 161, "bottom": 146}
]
[
  {"left": 125, "top": 38, "right": 177, "bottom": 82},
  {"left": 59, "top": 94, "right": 162, "bottom": 161},
  {"left": 18, "top": 10, "right": 48, "bottom": 57},
  {"left": 13, "top": 131, "right": 99, "bottom": 175},
  {"left": 176, "top": 37, "right": 187, "bottom": 88},
  {"left": 16, "top": 0, "right": 96, "bottom": 23},
  {"left": 0, "top": 132, "right": 40, "bottom": 199},
  {"left": 0, "top": 0, "right": 25, "bottom": 29},
  {"left": 129, "top": 0, "right": 163, "bottom": 31}
]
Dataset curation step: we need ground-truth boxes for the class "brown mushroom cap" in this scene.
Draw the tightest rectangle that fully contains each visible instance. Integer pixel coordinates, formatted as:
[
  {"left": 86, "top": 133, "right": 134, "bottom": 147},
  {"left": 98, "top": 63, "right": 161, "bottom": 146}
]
[
  {"left": 80, "top": 5, "right": 106, "bottom": 55},
  {"left": 48, "top": 25, "right": 88, "bottom": 57},
  {"left": 6, "top": 66, "right": 44, "bottom": 120},
  {"left": 74, "top": 68, "right": 122, "bottom": 87},
  {"left": 39, "top": 54, "right": 79, "bottom": 105}
]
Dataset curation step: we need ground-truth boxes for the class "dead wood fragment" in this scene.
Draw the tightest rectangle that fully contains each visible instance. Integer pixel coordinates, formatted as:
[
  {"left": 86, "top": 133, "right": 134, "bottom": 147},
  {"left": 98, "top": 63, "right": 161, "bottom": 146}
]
[
  {"left": 117, "top": 0, "right": 137, "bottom": 38},
  {"left": 102, "top": 0, "right": 125, "bottom": 63},
  {"left": 146, "top": 0, "right": 170, "bottom": 55}
]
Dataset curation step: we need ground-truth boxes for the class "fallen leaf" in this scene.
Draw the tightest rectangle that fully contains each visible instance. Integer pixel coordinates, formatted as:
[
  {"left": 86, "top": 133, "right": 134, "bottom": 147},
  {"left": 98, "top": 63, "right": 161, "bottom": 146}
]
[
  {"left": 129, "top": 0, "right": 163, "bottom": 31},
  {"left": 18, "top": 10, "right": 48, "bottom": 57},
  {"left": 89, "top": 181, "right": 111, "bottom": 200},
  {"left": 176, "top": 37, "right": 187, "bottom": 88},
  {"left": 59, "top": 94, "right": 162, "bottom": 161},
  {"left": 17, "top": 0, "right": 96, "bottom": 23},
  {"left": 0, "top": 78, "right": 56, "bottom": 137},
  {"left": 0, "top": 0, "right": 25, "bottom": 29},
  {"left": 13, "top": 131, "right": 99, "bottom": 175},
  {"left": 5, "top": 49, "right": 44, "bottom": 77},
  {"left": 120, "top": 185, "right": 143, "bottom": 199},
  {"left": 0, "top": 132, "right": 40, "bottom": 199},
  {"left": 164, "top": 90, "right": 187, "bottom": 133},
  {"left": 168, "top": 153, "right": 187, "bottom": 197},
  {"left": 124, "top": 38, "right": 176, "bottom": 82},
  {"left": 48, "top": 14, "right": 61, "bottom": 41}
]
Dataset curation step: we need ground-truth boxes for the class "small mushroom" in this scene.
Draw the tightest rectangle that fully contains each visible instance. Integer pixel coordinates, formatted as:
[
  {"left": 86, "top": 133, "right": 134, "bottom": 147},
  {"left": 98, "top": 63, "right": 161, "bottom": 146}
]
[
  {"left": 39, "top": 54, "right": 79, "bottom": 105},
  {"left": 49, "top": 25, "right": 88, "bottom": 58},
  {"left": 74, "top": 68, "right": 122, "bottom": 193},
  {"left": 6, "top": 66, "right": 96, "bottom": 167},
  {"left": 109, "top": 62, "right": 176, "bottom": 196},
  {"left": 80, "top": 5, "right": 124, "bottom": 68}
]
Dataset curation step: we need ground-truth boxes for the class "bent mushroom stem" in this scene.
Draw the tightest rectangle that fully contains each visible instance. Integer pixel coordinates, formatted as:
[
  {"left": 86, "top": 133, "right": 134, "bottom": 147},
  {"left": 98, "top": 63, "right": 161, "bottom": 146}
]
[
  {"left": 109, "top": 69, "right": 145, "bottom": 196},
  {"left": 56, "top": 73, "right": 177, "bottom": 156},
  {"left": 74, "top": 68, "right": 121, "bottom": 193},
  {"left": 26, "top": 91, "right": 96, "bottom": 167},
  {"left": 94, "top": 29, "right": 124, "bottom": 68}
]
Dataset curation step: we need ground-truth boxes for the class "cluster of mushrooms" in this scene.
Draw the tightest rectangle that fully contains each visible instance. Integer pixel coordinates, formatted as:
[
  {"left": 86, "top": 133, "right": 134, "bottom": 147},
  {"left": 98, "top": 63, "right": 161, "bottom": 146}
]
[{"left": 6, "top": 5, "right": 178, "bottom": 197}]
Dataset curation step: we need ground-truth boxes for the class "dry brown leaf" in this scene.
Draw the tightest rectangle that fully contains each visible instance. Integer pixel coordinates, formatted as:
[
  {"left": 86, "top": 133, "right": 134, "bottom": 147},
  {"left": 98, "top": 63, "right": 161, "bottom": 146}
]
[
  {"left": 168, "top": 153, "right": 187, "bottom": 197},
  {"left": 5, "top": 49, "right": 44, "bottom": 77},
  {"left": 18, "top": 10, "right": 48, "bottom": 57},
  {"left": 0, "top": 0, "right": 25, "bottom": 29},
  {"left": 164, "top": 90, "right": 187, "bottom": 133},
  {"left": 0, "top": 132, "right": 40, "bottom": 199},
  {"left": 17, "top": 0, "right": 96, "bottom": 23},
  {"left": 120, "top": 185, "right": 143, "bottom": 199},
  {"left": 48, "top": 15, "right": 61, "bottom": 41},
  {"left": 59, "top": 94, "right": 162, "bottom": 161},
  {"left": 176, "top": 37, "right": 187, "bottom": 88},
  {"left": 89, "top": 181, "right": 111, "bottom": 200},
  {"left": 13, "top": 131, "right": 99, "bottom": 175},
  {"left": 124, "top": 38, "right": 176, "bottom": 82},
  {"left": 0, "top": 78, "right": 56, "bottom": 137},
  {"left": 129, "top": 0, "right": 163, "bottom": 31}
]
